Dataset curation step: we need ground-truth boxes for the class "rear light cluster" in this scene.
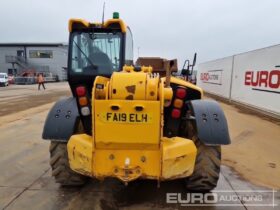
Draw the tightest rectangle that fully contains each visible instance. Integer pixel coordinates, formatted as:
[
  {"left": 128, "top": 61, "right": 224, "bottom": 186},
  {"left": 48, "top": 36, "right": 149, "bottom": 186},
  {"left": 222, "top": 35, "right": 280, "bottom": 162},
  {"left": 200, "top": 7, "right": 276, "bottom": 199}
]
[
  {"left": 76, "top": 86, "right": 86, "bottom": 96},
  {"left": 76, "top": 86, "right": 90, "bottom": 116},
  {"left": 171, "top": 87, "right": 187, "bottom": 119}
]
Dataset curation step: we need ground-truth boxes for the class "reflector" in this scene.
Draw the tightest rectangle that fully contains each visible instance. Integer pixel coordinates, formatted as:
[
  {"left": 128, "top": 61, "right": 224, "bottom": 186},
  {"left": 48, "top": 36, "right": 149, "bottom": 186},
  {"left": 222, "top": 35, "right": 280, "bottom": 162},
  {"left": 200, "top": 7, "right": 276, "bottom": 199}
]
[
  {"left": 81, "top": 107, "right": 90, "bottom": 116},
  {"left": 79, "top": 97, "right": 88, "bottom": 106},
  {"left": 174, "top": 99, "right": 183, "bottom": 108}
]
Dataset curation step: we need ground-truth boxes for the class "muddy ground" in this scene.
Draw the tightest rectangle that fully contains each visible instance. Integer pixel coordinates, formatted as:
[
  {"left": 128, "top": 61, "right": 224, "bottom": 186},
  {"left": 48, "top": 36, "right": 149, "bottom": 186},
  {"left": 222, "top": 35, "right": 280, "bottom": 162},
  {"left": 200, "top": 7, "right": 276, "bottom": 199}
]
[
  {"left": 0, "top": 83, "right": 279, "bottom": 210},
  {"left": 0, "top": 82, "right": 71, "bottom": 117}
]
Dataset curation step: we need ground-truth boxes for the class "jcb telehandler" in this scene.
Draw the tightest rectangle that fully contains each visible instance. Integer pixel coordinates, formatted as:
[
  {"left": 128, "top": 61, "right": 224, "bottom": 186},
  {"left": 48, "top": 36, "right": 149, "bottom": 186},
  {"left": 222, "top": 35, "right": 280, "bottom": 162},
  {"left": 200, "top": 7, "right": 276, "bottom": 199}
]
[{"left": 42, "top": 12, "right": 230, "bottom": 191}]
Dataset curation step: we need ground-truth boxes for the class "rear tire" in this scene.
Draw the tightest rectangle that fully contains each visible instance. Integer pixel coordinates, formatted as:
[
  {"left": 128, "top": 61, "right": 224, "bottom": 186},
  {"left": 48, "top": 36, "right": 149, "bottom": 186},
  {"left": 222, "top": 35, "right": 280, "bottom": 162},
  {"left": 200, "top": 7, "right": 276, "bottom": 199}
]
[
  {"left": 184, "top": 123, "right": 221, "bottom": 192},
  {"left": 49, "top": 141, "right": 87, "bottom": 186}
]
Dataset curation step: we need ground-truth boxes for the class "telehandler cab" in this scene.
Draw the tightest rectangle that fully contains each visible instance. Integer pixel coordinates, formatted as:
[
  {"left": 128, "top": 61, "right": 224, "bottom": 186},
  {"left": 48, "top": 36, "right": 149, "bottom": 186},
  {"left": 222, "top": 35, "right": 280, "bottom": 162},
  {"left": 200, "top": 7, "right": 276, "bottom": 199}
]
[{"left": 42, "top": 12, "right": 230, "bottom": 191}]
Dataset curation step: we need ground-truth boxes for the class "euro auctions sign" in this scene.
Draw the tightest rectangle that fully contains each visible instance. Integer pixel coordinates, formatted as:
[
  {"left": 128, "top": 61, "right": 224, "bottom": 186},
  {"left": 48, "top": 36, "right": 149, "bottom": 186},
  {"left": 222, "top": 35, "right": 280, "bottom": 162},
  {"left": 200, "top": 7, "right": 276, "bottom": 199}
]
[
  {"left": 244, "top": 70, "right": 280, "bottom": 94},
  {"left": 200, "top": 70, "right": 223, "bottom": 85},
  {"left": 198, "top": 46, "right": 280, "bottom": 115}
]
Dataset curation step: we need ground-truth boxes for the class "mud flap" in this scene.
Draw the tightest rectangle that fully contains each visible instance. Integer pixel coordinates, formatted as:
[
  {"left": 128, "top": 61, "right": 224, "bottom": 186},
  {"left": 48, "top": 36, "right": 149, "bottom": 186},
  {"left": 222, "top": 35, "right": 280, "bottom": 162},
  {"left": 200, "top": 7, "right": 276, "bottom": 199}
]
[
  {"left": 42, "top": 97, "right": 80, "bottom": 141},
  {"left": 188, "top": 100, "right": 231, "bottom": 145}
]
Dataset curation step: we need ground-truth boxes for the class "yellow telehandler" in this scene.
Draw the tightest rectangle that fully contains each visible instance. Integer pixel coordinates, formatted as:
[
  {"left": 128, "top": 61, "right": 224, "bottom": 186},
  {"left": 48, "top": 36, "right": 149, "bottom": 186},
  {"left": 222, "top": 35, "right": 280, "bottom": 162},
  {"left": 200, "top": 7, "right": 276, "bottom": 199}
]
[{"left": 43, "top": 12, "right": 230, "bottom": 191}]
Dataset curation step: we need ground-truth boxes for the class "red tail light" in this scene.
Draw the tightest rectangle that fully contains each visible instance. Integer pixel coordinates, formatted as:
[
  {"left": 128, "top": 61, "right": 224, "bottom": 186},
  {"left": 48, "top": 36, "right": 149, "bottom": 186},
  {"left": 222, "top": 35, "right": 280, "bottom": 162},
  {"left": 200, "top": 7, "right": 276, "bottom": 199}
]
[
  {"left": 176, "top": 88, "right": 187, "bottom": 99},
  {"left": 172, "top": 109, "right": 181, "bottom": 118},
  {"left": 76, "top": 86, "right": 86, "bottom": 97}
]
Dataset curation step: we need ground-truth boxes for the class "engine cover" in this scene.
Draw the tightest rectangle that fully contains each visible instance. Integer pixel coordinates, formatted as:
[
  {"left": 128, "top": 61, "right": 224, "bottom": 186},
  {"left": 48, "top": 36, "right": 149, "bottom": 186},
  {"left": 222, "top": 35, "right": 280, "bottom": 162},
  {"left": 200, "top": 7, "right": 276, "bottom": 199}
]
[{"left": 109, "top": 72, "right": 159, "bottom": 100}]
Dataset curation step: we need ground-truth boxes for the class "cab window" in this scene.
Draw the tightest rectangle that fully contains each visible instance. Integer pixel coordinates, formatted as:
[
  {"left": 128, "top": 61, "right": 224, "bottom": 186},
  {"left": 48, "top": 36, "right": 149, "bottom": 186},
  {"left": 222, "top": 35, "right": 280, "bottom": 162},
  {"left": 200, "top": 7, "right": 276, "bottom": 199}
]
[
  {"left": 71, "top": 31, "right": 122, "bottom": 75},
  {"left": 125, "top": 27, "right": 134, "bottom": 65}
]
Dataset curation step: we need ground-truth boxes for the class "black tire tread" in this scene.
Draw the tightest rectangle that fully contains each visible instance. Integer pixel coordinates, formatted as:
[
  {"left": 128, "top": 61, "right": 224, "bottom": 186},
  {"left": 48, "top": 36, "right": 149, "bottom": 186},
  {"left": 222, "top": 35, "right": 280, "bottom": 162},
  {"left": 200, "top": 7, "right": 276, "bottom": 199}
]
[
  {"left": 185, "top": 136, "right": 221, "bottom": 192},
  {"left": 49, "top": 142, "right": 86, "bottom": 186}
]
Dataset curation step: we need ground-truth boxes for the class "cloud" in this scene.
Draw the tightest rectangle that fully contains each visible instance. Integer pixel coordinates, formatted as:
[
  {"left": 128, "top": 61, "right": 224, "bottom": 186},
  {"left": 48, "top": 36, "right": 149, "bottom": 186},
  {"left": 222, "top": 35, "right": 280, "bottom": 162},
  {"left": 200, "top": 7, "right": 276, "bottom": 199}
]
[{"left": 0, "top": 0, "right": 280, "bottom": 65}]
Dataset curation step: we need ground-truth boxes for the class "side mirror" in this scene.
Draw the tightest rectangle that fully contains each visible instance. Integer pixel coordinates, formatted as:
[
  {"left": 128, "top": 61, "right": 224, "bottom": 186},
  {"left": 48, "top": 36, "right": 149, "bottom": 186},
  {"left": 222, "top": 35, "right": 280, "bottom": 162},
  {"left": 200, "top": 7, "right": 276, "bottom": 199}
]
[
  {"left": 188, "top": 53, "right": 197, "bottom": 77},
  {"left": 181, "top": 53, "right": 197, "bottom": 78},
  {"left": 182, "top": 59, "right": 190, "bottom": 71}
]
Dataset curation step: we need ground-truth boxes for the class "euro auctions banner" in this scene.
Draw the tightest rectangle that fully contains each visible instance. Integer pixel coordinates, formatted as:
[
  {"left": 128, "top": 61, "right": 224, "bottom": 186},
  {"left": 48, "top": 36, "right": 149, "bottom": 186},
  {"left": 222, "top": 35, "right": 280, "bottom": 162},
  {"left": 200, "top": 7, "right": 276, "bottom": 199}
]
[
  {"left": 244, "top": 70, "right": 280, "bottom": 93},
  {"left": 197, "top": 56, "right": 233, "bottom": 99},
  {"left": 231, "top": 46, "right": 280, "bottom": 115},
  {"left": 198, "top": 45, "right": 280, "bottom": 116},
  {"left": 200, "top": 70, "right": 223, "bottom": 85}
]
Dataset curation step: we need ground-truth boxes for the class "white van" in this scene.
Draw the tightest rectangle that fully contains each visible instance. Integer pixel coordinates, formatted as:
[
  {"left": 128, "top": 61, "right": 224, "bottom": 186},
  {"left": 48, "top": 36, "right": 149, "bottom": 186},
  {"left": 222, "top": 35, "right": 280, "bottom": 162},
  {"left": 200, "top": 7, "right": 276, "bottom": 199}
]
[{"left": 0, "top": 73, "right": 9, "bottom": 86}]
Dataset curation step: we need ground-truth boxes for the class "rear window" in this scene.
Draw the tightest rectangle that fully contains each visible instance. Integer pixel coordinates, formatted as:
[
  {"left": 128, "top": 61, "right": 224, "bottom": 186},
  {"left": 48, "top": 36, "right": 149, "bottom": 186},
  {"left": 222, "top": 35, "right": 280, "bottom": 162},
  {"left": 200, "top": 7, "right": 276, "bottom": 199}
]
[
  {"left": 70, "top": 31, "right": 122, "bottom": 75},
  {"left": 0, "top": 75, "right": 4, "bottom": 78}
]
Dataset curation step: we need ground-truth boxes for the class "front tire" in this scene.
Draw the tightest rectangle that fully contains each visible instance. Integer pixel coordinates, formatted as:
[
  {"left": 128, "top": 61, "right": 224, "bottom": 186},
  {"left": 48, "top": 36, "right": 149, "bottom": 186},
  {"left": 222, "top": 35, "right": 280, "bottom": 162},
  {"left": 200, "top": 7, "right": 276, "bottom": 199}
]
[{"left": 49, "top": 142, "right": 87, "bottom": 186}]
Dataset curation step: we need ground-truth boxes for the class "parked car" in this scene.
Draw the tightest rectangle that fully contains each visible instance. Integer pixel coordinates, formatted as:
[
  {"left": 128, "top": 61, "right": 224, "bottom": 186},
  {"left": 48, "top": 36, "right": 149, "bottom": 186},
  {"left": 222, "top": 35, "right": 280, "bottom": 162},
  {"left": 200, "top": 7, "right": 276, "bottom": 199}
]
[{"left": 0, "top": 73, "right": 9, "bottom": 86}]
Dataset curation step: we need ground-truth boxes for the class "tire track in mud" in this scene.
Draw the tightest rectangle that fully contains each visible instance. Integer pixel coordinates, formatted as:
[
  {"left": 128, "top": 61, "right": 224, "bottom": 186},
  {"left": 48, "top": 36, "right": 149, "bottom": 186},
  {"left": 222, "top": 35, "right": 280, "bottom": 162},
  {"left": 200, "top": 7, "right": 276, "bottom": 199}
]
[{"left": 0, "top": 90, "right": 70, "bottom": 117}]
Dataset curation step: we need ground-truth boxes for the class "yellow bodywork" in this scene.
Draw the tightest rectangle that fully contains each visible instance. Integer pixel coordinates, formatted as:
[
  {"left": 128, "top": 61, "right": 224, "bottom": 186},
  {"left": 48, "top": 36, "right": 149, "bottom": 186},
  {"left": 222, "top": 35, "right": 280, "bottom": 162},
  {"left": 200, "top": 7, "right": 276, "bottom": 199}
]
[
  {"left": 68, "top": 134, "right": 196, "bottom": 182},
  {"left": 68, "top": 67, "right": 199, "bottom": 183},
  {"left": 94, "top": 100, "right": 160, "bottom": 150},
  {"left": 169, "top": 77, "right": 204, "bottom": 97},
  {"left": 69, "top": 18, "right": 127, "bottom": 33}
]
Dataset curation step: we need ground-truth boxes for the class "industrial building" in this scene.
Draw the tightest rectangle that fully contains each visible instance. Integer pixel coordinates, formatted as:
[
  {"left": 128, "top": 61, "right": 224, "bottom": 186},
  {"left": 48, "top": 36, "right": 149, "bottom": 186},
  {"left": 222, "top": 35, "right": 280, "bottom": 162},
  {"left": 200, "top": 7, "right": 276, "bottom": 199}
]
[{"left": 0, "top": 43, "right": 68, "bottom": 81}]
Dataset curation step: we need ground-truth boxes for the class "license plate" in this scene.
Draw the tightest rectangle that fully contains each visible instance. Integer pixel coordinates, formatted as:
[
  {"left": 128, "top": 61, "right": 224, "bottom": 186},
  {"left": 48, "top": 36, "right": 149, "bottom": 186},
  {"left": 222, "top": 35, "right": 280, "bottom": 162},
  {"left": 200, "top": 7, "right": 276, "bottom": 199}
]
[{"left": 99, "top": 112, "right": 152, "bottom": 123}]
